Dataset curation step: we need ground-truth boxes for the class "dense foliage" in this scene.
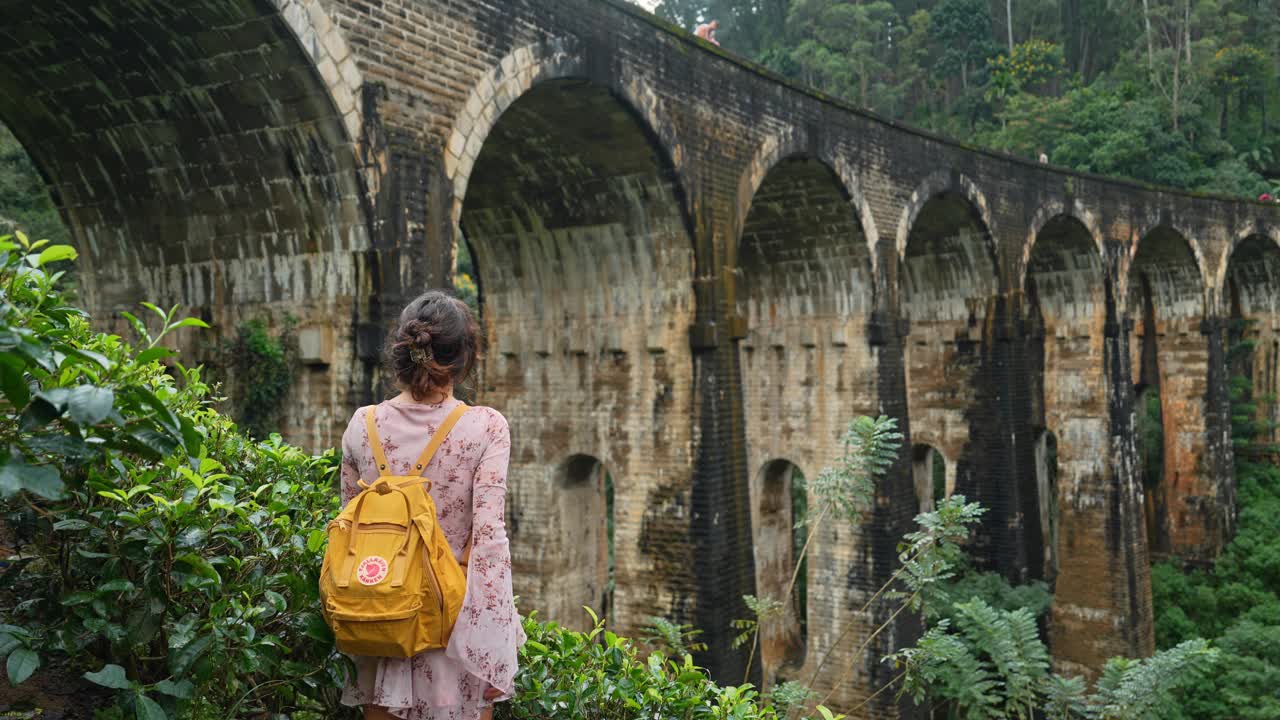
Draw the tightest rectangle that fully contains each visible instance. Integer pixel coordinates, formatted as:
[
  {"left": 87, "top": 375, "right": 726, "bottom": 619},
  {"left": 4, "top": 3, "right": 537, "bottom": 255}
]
[
  {"left": 497, "top": 611, "right": 843, "bottom": 720},
  {"left": 213, "top": 318, "right": 299, "bottom": 439},
  {"left": 0, "top": 127, "right": 67, "bottom": 246},
  {"left": 652, "top": 0, "right": 1280, "bottom": 196},
  {"left": 0, "top": 232, "right": 348, "bottom": 717}
]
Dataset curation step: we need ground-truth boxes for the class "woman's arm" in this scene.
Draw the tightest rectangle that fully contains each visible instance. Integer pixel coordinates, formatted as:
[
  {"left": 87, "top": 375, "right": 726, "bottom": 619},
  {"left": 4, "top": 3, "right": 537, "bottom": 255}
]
[{"left": 447, "top": 408, "right": 523, "bottom": 698}]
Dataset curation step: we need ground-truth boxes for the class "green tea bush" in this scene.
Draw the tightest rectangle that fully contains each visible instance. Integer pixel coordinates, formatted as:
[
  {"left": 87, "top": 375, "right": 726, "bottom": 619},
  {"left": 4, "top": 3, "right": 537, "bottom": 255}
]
[
  {"left": 497, "top": 611, "right": 842, "bottom": 720},
  {"left": 0, "top": 232, "right": 348, "bottom": 718}
]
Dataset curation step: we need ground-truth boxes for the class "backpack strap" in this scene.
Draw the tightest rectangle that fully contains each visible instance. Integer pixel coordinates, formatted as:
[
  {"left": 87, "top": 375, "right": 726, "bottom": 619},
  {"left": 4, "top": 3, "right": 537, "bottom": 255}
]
[
  {"left": 364, "top": 406, "right": 392, "bottom": 474},
  {"left": 409, "top": 403, "right": 470, "bottom": 477}
]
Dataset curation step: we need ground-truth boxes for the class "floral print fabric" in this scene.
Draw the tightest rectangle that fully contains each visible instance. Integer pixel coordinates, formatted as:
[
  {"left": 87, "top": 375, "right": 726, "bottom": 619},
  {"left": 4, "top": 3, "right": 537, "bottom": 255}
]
[{"left": 337, "top": 398, "right": 524, "bottom": 720}]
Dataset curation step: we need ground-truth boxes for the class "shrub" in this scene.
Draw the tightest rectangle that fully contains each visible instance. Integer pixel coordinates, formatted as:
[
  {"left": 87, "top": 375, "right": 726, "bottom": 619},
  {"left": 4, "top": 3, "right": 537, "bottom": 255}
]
[
  {"left": 0, "top": 232, "right": 348, "bottom": 718},
  {"left": 497, "top": 610, "right": 843, "bottom": 720}
]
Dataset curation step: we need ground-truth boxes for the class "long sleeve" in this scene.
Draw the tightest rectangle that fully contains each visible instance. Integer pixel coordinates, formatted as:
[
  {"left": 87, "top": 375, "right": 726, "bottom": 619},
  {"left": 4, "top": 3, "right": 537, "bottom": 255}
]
[
  {"left": 445, "top": 408, "right": 525, "bottom": 697},
  {"left": 339, "top": 407, "right": 367, "bottom": 505}
]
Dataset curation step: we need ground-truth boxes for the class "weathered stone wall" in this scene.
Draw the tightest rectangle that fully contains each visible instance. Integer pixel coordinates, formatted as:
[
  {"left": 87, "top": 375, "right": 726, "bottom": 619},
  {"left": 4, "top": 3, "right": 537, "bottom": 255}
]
[
  {"left": 0, "top": 0, "right": 371, "bottom": 449},
  {"left": 4, "top": 0, "right": 1278, "bottom": 713}
]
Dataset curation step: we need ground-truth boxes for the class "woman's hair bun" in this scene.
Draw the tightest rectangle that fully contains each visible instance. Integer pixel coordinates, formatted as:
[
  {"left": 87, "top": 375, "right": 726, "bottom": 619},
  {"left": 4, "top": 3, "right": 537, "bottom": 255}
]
[{"left": 385, "top": 291, "right": 480, "bottom": 400}]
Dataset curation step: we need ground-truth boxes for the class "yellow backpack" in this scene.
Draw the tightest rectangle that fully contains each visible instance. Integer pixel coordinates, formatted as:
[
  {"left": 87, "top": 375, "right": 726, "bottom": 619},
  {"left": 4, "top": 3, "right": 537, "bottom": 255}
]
[{"left": 319, "top": 403, "right": 469, "bottom": 658}]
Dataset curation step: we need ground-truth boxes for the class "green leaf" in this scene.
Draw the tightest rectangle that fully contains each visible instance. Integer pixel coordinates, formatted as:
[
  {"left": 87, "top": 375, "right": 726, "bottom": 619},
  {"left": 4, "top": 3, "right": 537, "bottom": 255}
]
[
  {"left": 59, "top": 346, "right": 111, "bottom": 370},
  {"left": 265, "top": 589, "right": 287, "bottom": 613},
  {"left": 306, "top": 529, "right": 326, "bottom": 553},
  {"left": 98, "top": 579, "right": 135, "bottom": 594},
  {"left": 169, "top": 633, "right": 212, "bottom": 676},
  {"left": 135, "top": 347, "right": 175, "bottom": 365},
  {"left": 35, "top": 245, "right": 77, "bottom": 267},
  {"left": 6, "top": 647, "right": 38, "bottom": 686},
  {"left": 52, "top": 519, "right": 90, "bottom": 531},
  {"left": 0, "top": 459, "right": 64, "bottom": 500},
  {"left": 134, "top": 693, "right": 167, "bottom": 720},
  {"left": 168, "top": 317, "right": 209, "bottom": 330},
  {"left": 153, "top": 678, "right": 193, "bottom": 699},
  {"left": 84, "top": 663, "right": 131, "bottom": 689},
  {"left": 66, "top": 385, "right": 114, "bottom": 426},
  {"left": 174, "top": 554, "right": 220, "bottom": 583},
  {"left": 0, "top": 355, "right": 29, "bottom": 409}
]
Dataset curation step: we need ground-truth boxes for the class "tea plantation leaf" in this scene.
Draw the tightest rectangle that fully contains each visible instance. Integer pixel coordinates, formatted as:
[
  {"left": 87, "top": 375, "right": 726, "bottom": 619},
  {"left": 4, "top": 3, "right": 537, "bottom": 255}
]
[
  {"left": 35, "top": 245, "right": 76, "bottom": 267},
  {"left": 0, "top": 355, "right": 29, "bottom": 409},
  {"left": 154, "top": 678, "right": 193, "bottom": 698},
  {"left": 66, "top": 385, "right": 114, "bottom": 426},
  {"left": 0, "top": 459, "right": 63, "bottom": 500},
  {"left": 98, "top": 579, "right": 135, "bottom": 594},
  {"left": 52, "top": 518, "right": 90, "bottom": 531},
  {"left": 173, "top": 554, "right": 220, "bottom": 583},
  {"left": 84, "top": 663, "right": 131, "bottom": 689},
  {"left": 134, "top": 347, "right": 175, "bottom": 365},
  {"left": 134, "top": 693, "right": 166, "bottom": 720},
  {"left": 6, "top": 647, "right": 38, "bottom": 686}
]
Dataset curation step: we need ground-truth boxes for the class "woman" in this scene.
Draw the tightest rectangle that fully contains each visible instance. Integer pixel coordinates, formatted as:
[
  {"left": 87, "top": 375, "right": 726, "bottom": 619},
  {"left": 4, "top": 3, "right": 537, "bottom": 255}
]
[{"left": 338, "top": 290, "right": 523, "bottom": 720}]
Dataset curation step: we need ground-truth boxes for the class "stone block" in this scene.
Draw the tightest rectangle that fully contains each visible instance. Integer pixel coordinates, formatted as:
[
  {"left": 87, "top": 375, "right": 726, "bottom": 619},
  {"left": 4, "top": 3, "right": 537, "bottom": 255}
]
[{"left": 298, "top": 324, "right": 334, "bottom": 365}]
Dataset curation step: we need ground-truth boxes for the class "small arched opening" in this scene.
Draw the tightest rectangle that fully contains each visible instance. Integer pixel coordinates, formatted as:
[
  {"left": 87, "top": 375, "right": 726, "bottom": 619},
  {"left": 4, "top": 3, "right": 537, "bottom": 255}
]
[
  {"left": 753, "top": 459, "right": 808, "bottom": 684},
  {"left": 1033, "top": 429, "right": 1060, "bottom": 589},
  {"left": 911, "top": 444, "right": 950, "bottom": 514},
  {"left": 550, "top": 454, "right": 615, "bottom": 630}
]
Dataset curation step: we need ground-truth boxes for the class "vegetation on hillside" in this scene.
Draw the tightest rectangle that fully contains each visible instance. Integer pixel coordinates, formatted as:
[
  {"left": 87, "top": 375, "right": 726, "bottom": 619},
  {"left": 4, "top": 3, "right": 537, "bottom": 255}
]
[{"left": 653, "top": 0, "right": 1280, "bottom": 197}]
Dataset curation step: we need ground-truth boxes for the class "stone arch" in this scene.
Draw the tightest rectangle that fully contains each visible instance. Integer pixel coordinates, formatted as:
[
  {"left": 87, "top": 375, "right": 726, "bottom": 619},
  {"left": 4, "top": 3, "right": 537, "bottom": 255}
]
[
  {"left": 461, "top": 72, "right": 698, "bottom": 643},
  {"left": 0, "top": 0, "right": 369, "bottom": 448},
  {"left": 752, "top": 458, "right": 808, "bottom": 686},
  {"left": 895, "top": 172, "right": 1001, "bottom": 323},
  {"left": 1221, "top": 227, "right": 1280, "bottom": 448},
  {"left": 732, "top": 131, "right": 879, "bottom": 273},
  {"left": 1120, "top": 224, "right": 1209, "bottom": 319},
  {"left": 1215, "top": 223, "right": 1280, "bottom": 300},
  {"left": 274, "top": 0, "right": 364, "bottom": 141},
  {"left": 898, "top": 172, "right": 1025, "bottom": 582},
  {"left": 1020, "top": 199, "right": 1106, "bottom": 294},
  {"left": 1125, "top": 224, "right": 1213, "bottom": 562},
  {"left": 735, "top": 151, "right": 877, "bottom": 331},
  {"left": 1022, "top": 209, "right": 1108, "bottom": 631},
  {"left": 446, "top": 38, "right": 691, "bottom": 234},
  {"left": 895, "top": 170, "right": 998, "bottom": 271},
  {"left": 1022, "top": 211, "right": 1108, "bottom": 326},
  {"left": 544, "top": 454, "right": 614, "bottom": 630}
]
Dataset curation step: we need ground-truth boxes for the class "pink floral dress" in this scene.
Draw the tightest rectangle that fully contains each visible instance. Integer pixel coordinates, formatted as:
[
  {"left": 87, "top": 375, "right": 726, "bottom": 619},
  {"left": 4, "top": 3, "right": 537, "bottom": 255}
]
[{"left": 337, "top": 398, "right": 524, "bottom": 720}]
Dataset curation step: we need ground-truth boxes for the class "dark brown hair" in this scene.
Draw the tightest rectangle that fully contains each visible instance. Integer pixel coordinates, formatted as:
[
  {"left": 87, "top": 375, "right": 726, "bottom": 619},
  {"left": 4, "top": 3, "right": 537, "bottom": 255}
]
[{"left": 385, "top": 290, "right": 480, "bottom": 400}]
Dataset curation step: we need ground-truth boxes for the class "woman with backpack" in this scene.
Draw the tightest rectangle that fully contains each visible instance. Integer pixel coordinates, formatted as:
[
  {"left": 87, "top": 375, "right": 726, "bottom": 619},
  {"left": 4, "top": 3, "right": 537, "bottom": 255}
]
[{"left": 329, "top": 290, "right": 523, "bottom": 720}]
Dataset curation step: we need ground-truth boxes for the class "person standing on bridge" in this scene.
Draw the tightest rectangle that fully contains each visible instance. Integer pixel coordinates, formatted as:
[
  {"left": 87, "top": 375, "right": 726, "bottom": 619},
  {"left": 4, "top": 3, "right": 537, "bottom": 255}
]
[
  {"left": 695, "top": 19, "right": 720, "bottom": 45},
  {"left": 336, "top": 290, "right": 522, "bottom": 720}
]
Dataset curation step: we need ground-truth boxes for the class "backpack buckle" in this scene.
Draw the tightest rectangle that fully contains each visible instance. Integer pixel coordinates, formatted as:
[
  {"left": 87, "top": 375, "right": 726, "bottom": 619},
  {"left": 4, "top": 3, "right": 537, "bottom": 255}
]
[{"left": 375, "top": 481, "right": 392, "bottom": 495}]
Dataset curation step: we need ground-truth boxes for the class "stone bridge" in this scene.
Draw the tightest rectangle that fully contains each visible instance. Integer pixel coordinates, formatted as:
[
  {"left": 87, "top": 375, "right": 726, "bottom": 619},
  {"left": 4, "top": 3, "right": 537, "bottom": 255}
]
[{"left": 3, "top": 0, "right": 1278, "bottom": 714}]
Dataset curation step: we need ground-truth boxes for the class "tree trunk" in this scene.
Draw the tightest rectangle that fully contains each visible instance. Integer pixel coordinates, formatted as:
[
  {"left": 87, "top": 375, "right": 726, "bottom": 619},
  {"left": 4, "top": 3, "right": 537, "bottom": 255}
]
[
  {"left": 1172, "top": 47, "right": 1181, "bottom": 132},
  {"left": 1184, "top": 0, "right": 1192, "bottom": 65},
  {"left": 1142, "top": 0, "right": 1155, "bottom": 71},
  {"left": 1007, "top": 0, "right": 1014, "bottom": 52}
]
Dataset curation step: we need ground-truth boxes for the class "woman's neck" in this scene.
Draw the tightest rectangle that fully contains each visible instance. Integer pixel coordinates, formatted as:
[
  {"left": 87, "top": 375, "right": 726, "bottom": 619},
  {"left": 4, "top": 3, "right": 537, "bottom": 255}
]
[{"left": 393, "top": 387, "right": 453, "bottom": 405}]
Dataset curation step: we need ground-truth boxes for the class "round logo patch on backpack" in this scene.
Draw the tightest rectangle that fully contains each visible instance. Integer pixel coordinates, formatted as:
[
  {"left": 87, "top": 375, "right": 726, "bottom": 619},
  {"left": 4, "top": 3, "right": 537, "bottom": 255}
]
[{"left": 356, "top": 555, "right": 390, "bottom": 585}]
